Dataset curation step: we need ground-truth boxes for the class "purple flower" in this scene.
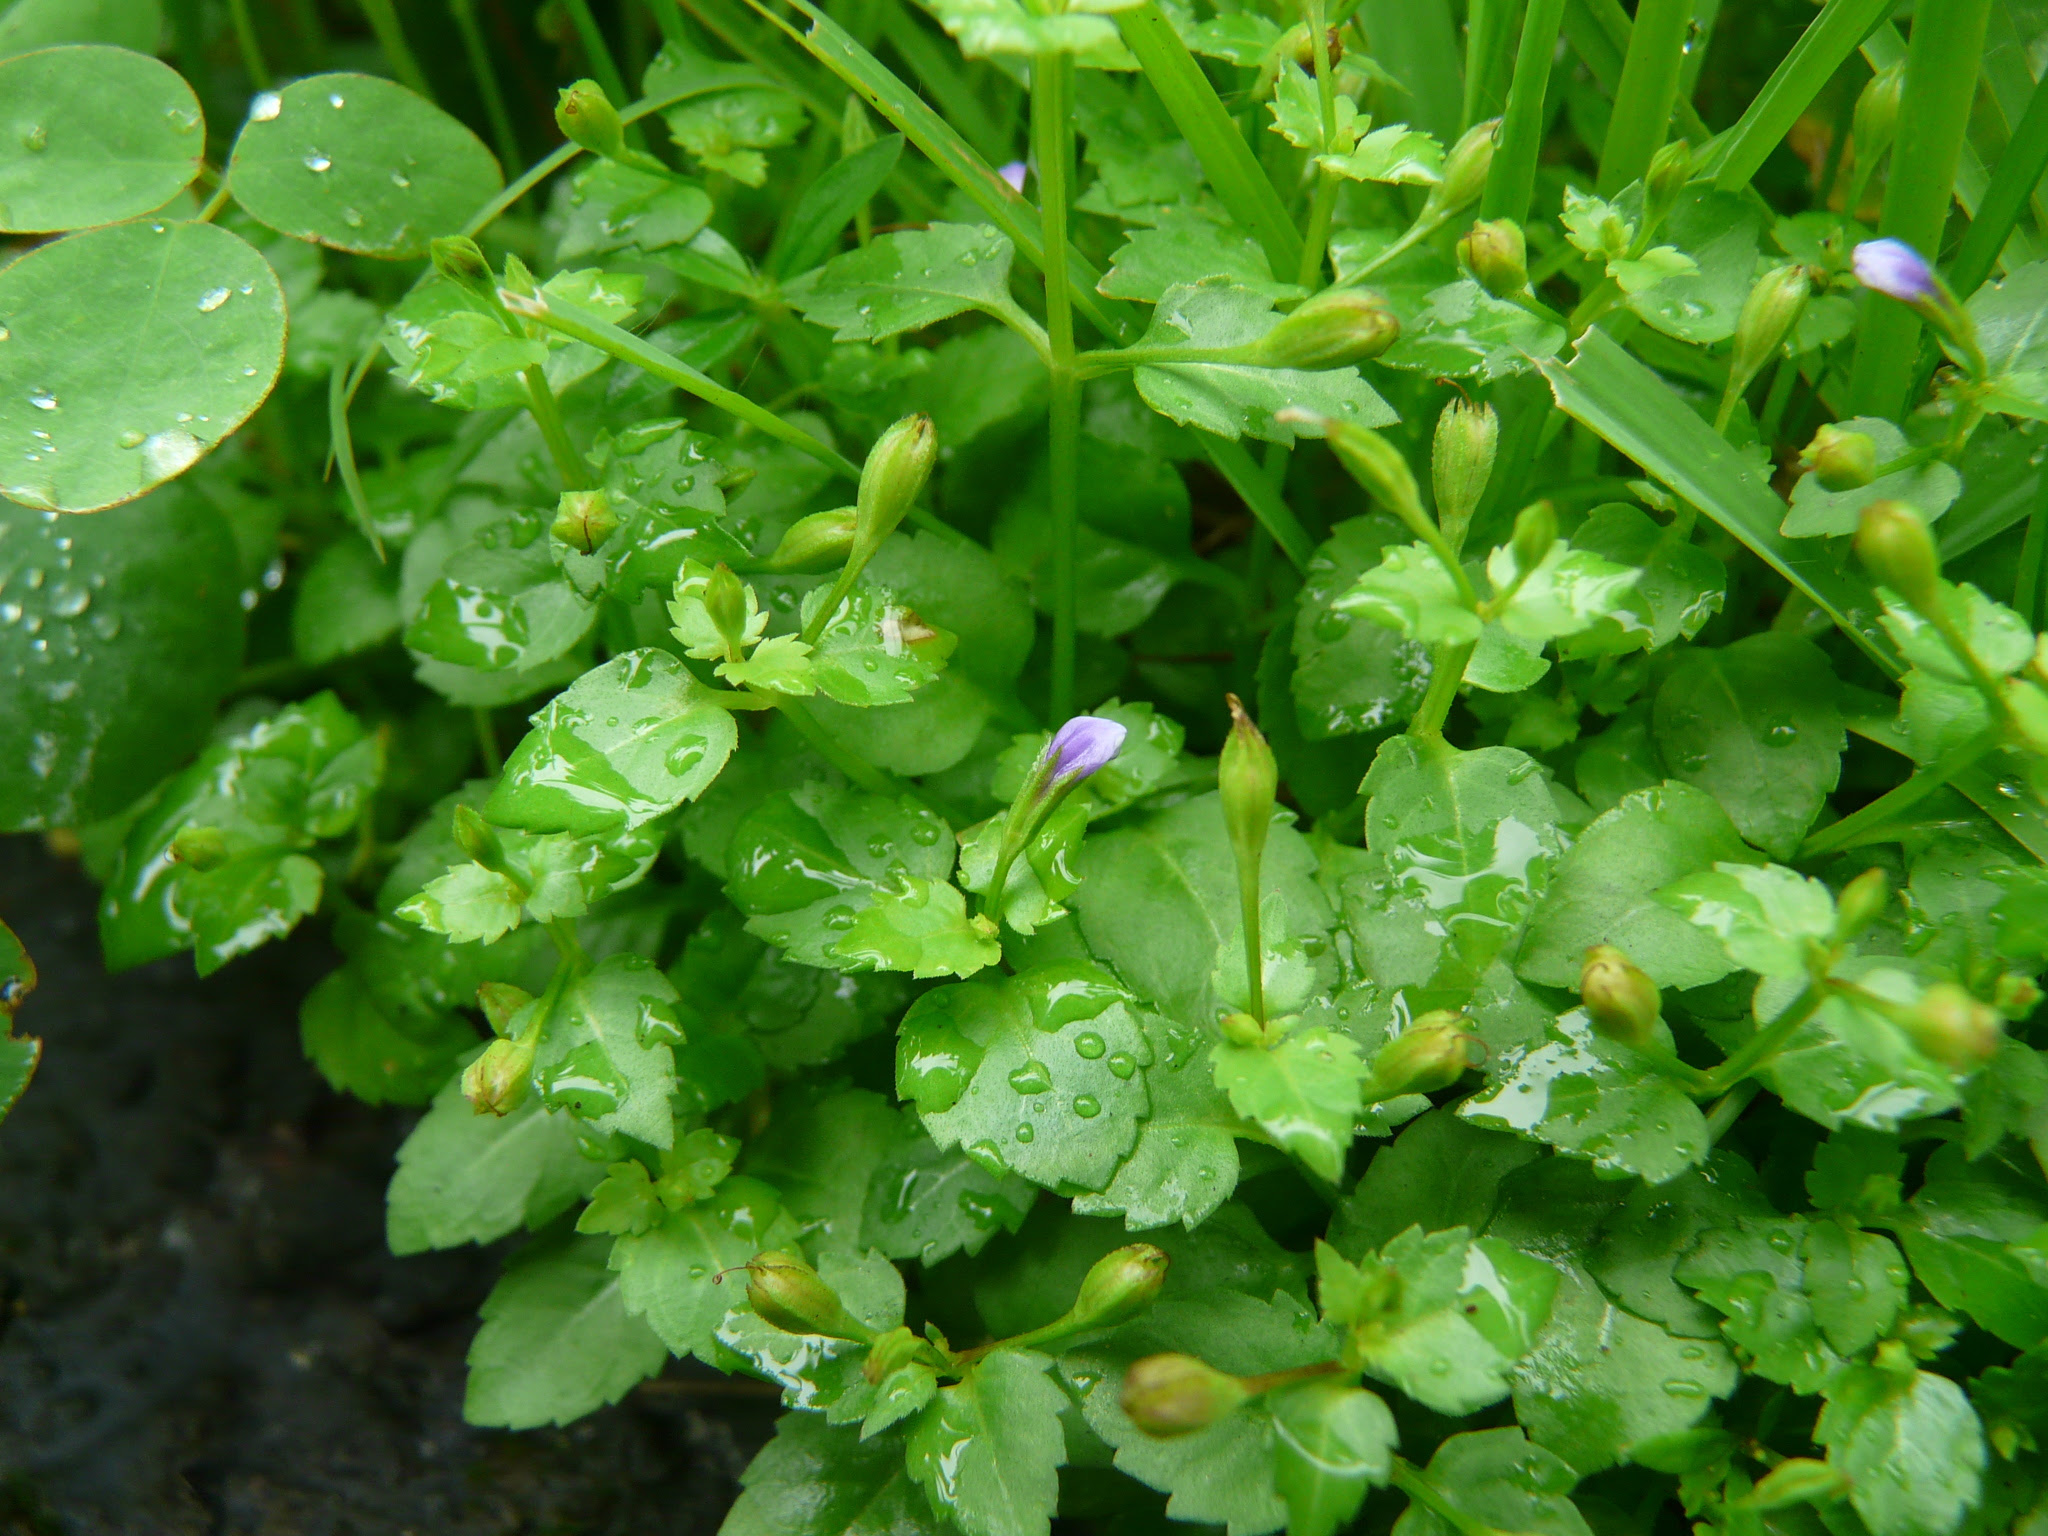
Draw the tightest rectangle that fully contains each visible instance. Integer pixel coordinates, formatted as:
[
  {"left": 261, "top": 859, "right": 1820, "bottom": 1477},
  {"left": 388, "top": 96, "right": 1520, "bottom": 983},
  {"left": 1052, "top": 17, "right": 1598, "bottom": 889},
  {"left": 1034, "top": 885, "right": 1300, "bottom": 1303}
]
[
  {"left": 998, "top": 160, "right": 1028, "bottom": 194},
  {"left": 1044, "top": 715, "right": 1126, "bottom": 785},
  {"left": 1853, "top": 239, "right": 1937, "bottom": 304}
]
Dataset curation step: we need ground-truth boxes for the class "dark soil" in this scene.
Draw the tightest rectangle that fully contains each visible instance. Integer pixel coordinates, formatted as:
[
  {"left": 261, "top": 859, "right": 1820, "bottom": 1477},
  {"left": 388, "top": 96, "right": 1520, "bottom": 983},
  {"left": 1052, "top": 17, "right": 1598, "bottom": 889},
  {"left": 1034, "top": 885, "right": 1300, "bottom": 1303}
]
[{"left": 0, "top": 837, "right": 776, "bottom": 1536}]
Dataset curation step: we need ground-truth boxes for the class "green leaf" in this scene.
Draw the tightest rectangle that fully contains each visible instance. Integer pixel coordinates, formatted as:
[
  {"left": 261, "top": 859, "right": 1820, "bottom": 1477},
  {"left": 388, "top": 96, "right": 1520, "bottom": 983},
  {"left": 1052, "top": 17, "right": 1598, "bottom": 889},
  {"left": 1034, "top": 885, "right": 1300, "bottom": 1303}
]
[
  {"left": 1462, "top": 1006, "right": 1711, "bottom": 1184},
  {"left": 1131, "top": 280, "right": 1397, "bottom": 443},
  {"left": 1516, "top": 781, "right": 1755, "bottom": 990},
  {"left": 906, "top": 1350, "right": 1068, "bottom": 1536},
  {"left": 383, "top": 267, "right": 640, "bottom": 411},
  {"left": 922, "top": 0, "right": 1138, "bottom": 66},
  {"left": 1073, "top": 1026, "right": 1242, "bottom": 1231},
  {"left": 298, "top": 967, "right": 475, "bottom": 1107},
  {"left": 772, "top": 135, "right": 906, "bottom": 278},
  {"left": 554, "top": 158, "right": 712, "bottom": 261},
  {"left": 1379, "top": 279, "right": 1566, "bottom": 381},
  {"left": 833, "top": 875, "right": 1003, "bottom": 979},
  {"left": 1969, "top": 260, "right": 2048, "bottom": 397},
  {"left": 537, "top": 953, "right": 681, "bottom": 1147},
  {"left": 1101, "top": 208, "right": 1301, "bottom": 304},
  {"left": 724, "top": 1413, "right": 948, "bottom": 1536},
  {"left": 1814, "top": 1367, "right": 1987, "bottom": 1536},
  {"left": 1621, "top": 187, "right": 1764, "bottom": 345},
  {"left": 1586, "top": 1152, "right": 1777, "bottom": 1338},
  {"left": 713, "top": 1247, "right": 906, "bottom": 1416},
  {"left": 464, "top": 1230, "right": 668, "bottom": 1429},
  {"left": 387, "top": 1069, "right": 602, "bottom": 1254},
  {"left": 1292, "top": 517, "right": 1433, "bottom": 740},
  {"left": 227, "top": 73, "right": 503, "bottom": 258},
  {"left": 1782, "top": 416, "right": 1962, "bottom": 539},
  {"left": 785, "top": 223, "right": 1025, "bottom": 341},
  {"left": 1329, "top": 1107, "right": 1541, "bottom": 1256},
  {"left": 1333, "top": 541, "right": 1482, "bottom": 646},
  {"left": 1319, "top": 125, "right": 1446, "bottom": 186},
  {"left": 609, "top": 1175, "right": 802, "bottom": 1360},
  {"left": 665, "top": 86, "right": 806, "bottom": 185},
  {"left": 1657, "top": 861, "right": 1835, "bottom": 979},
  {"left": 1211, "top": 1027, "right": 1368, "bottom": 1184},
  {"left": 742, "top": 1083, "right": 900, "bottom": 1252},
  {"left": 1897, "top": 1144, "right": 2048, "bottom": 1348},
  {"left": 0, "top": 219, "right": 285, "bottom": 512},
  {"left": 1268, "top": 1379, "right": 1397, "bottom": 1536},
  {"left": 1674, "top": 1216, "right": 1850, "bottom": 1392},
  {"left": 99, "top": 693, "right": 379, "bottom": 974},
  {"left": 896, "top": 960, "right": 1155, "bottom": 1193},
  {"left": 0, "top": 46, "right": 201, "bottom": 233},
  {"left": 487, "top": 649, "right": 738, "bottom": 835},
  {"left": 0, "top": 0, "right": 161, "bottom": 58},
  {"left": 291, "top": 534, "right": 401, "bottom": 665},
  {"left": 0, "top": 490, "right": 244, "bottom": 830},
  {"left": 404, "top": 504, "right": 598, "bottom": 672},
  {"left": 0, "top": 1032, "right": 36, "bottom": 1125},
  {"left": 399, "top": 821, "right": 662, "bottom": 941},
  {"left": 1485, "top": 540, "right": 1641, "bottom": 644},
  {"left": 1558, "top": 504, "right": 1726, "bottom": 655},
  {"left": 862, "top": 1112, "right": 1036, "bottom": 1264},
  {"left": 1650, "top": 633, "right": 1844, "bottom": 858},
  {"left": 798, "top": 582, "right": 958, "bottom": 707},
  {"left": 1392, "top": 1428, "right": 1592, "bottom": 1536}
]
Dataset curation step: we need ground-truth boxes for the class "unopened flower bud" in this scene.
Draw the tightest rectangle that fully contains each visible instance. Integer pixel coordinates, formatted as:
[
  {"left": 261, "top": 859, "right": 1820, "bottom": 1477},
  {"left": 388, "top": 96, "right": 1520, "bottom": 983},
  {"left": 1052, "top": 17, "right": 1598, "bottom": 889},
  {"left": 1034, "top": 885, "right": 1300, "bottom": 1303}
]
[
  {"left": 1121, "top": 1354, "right": 1251, "bottom": 1437},
  {"left": 1644, "top": 138, "right": 1693, "bottom": 230},
  {"left": 1509, "top": 499, "right": 1557, "bottom": 576},
  {"left": 1280, "top": 20, "right": 1343, "bottom": 72},
  {"left": 1997, "top": 972, "right": 2042, "bottom": 1016},
  {"left": 1068, "top": 1243, "right": 1170, "bottom": 1330},
  {"left": 1745, "top": 1458, "right": 1852, "bottom": 1511},
  {"left": 1221, "top": 693, "right": 1277, "bottom": 886},
  {"left": 1255, "top": 290, "right": 1399, "bottom": 370},
  {"left": 855, "top": 414, "right": 937, "bottom": 557},
  {"left": 1431, "top": 399, "right": 1497, "bottom": 552},
  {"left": 476, "top": 981, "right": 533, "bottom": 1036},
  {"left": 552, "top": 489, "right": 619, "bottom": 553},
  {"left": 1220, "top": 1011, "right": 1266, "bottom": 1047},
  {"left": 1853, "top": 238, "right": 1936, "bottom": 305},
  {"left": 451, "top": 802, "right": 507, "bottom": 871},
  {"left": 763, "top": 508, "right": 859, "bottom": 572},
  {"left": 1834, "top": 868, "right": 1890, "bottom": 943},
  {"left": 1900, "top": 983, "right": 2002, "bottom": 1070},
  {"left": 1581, "top": 944, "right": 1660, "bottom": 1047},
  {"left": 1322, "top": 419, "right": 1428, "bottom": 529},
  {"left": 1803, "top": 424, "right": 1877, "bottom": 491},
  {"left": 1851, "top": 63, "right": 1904, "bottom": 185},
  {"left": 1726, "top": 264, "right": 1810, "bottom": 404},
  {"left": 431, "top": 235, "right": 496, "bottom": 301},
  {"left": 862, "top": 1324, "right": 930, "bottom": 1384},
  {"left": 170, "top": 824, "right": 230, "bottom": 871},
  {"left": 463, "top": 1034, "right": 536, "bottom": 1115},
  {"left": 556, "top": 78, "right": 628, "bottom": 161},
  {"left": 747, "top": 1252, "right": 875, "bottom": 1341},
  {"left": 1855, "top": 500, "right": 1942, "bottom": 612},
  {"left": 1366, "top": 1010, "right": 1477, "bottom": 1098},
  {"left": 1041, "top": 715, "right": 1127, "bottom": 794},
  {"left": 1458, "top": 217, "right": 1527, "bottom": 297},
  {"left": 1429, "top": 118, "right": 1497, "bottom": 213},
  {"left": 703, "top": 564, "right": 751, "bottom": 657}
]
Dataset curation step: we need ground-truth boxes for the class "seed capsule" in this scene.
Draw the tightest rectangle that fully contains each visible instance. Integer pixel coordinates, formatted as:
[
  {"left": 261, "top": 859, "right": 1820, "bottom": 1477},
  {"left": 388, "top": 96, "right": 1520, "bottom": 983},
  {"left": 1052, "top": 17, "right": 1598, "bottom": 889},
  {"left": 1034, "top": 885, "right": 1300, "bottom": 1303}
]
[
  {"left": 1254, "top": 290, "right": 1399, "bottom": 370},
  {"left": 1458, "top": 217, "right": 1527, "bottom": 298},
  {"left": 1366, "top": 1010, "right": 1477, "bottom": 1097},
  {"left": 169, "top": 824, "right": 230, "bottom": 871},
  {"left": 1900, "top": 983, "right": 2002, "bottom": 1070},
  {"left": 556, "top": 79, "right": 628, "bottom": 162},
  {"left": 1068, "top": 1244, "right": 1170, "bottom": 1331},
  {"left": 747, "top": 1252, "right": 875, "bottom": 1341},
  {"left": 552, "top": 489, "right": 619, "bottom": 553},
  {"left": 1121, "top": 1354, "right": 1251, "bottom": 1437},
  {"left": 463, "top": 1035, "right": 536, "bottom": 1116},
  {"left": 1855, "top": 500, "right": 1942, "bottom": 612},
  {"left": 1803, "top": 424, "right": 1878, "bottom": 491},
  {"left": 1580, "top": 945, "right": 1660, "bottom": 1047},
  {"left": 855, "top": 414, "right": 938, "bottom": 558}
]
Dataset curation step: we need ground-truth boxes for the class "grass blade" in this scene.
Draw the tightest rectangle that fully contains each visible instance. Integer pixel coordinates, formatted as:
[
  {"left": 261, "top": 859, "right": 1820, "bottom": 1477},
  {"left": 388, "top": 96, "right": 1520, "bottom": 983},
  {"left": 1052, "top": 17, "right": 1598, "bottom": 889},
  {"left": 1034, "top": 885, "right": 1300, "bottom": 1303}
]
[
  {"left": 1353, "top": 0, "right": 1463, "bottom": 141},
  {"left": 1701, "top": 0, "right": 1894, "bottom": 192},
  {"left": 1482, "top": 0, "right": 1567, "bottom": 223},
  {"left": 1595, "top": 0, "right": 1692, "bottom": 194},
  {"left": 1200, "top": 435, "right": 1316, "bottom": 570},
  {"left": 1951, "top": 67, "right": 2048, "bottom": 296},
  {"left": 876, "top": 0, "right": 1016, "bottom": 166}
]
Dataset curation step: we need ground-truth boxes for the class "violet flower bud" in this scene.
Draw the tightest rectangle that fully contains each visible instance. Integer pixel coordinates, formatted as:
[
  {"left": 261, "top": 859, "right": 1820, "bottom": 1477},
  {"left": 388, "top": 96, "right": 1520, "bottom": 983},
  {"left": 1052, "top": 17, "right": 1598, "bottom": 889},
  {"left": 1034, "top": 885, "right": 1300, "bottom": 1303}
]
[
  {"left": 1853, "top": 239, "right": 1937, "bottom": 305},
  {"left": 1042, "top": 714, "right": 1128, "bottom": 792}
]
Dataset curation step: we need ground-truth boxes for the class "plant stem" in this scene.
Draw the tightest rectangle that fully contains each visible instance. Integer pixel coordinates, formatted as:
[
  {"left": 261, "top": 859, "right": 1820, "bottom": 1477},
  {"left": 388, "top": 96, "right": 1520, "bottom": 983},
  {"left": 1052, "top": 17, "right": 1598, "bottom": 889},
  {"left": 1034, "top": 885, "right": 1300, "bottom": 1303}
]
[
  {"left": 1202, "top": 436, "right": 1317, "bottom": 570},
  {"left": 521, "top": 365, "right": 589, "bottom": 490},
  {"left": 2016, "top": 472, "right": 2048, "bottom": 631},
  {"left": 1391, "top": 1458, "right": 1495, "bottom": 1536},
  {"left": 1697, "top": 983, "right": 1824, "bottom": 1096},
  {"left": 1595, "top": 0, "right": 1691, "bottom": 195},
  {"left": 226, "top": 0, "right": 272, "bottom": 87},
  {"left": 1802, "top": 732, "right": 2000, "bottom": 856},
  {"left": 1482, "top": 0, "right": 1567, "bottom": 223},
  {"left": 450, "top": 0, "right": 525, "bottom": 181},
  {"left": 1702, "top": 0, "right": 1895, "bottom": 192},
  {"left": 1034, "top": 50, "right": 1081, "bottom": 723},
  {"left": 1703, "top": 1080, "right": 1761, "bottom": 1144},
  {"left": 645, "top": 0, "right": 688, "bottom": 45},
  {"left": 1409, "top": 641, "right": 1474, "bottom": 738},
  {"left": 1846, "top": 0, "right": 1994, "bottom": 418},
  {"left": 358, "top": 0, "right": 435, "bottom": 100},
  {"left": 473, "top": 707, "right": 502, "bottom": 774},
  {"left": 768, "top": 696, "right": 903, "bottom": 796}
]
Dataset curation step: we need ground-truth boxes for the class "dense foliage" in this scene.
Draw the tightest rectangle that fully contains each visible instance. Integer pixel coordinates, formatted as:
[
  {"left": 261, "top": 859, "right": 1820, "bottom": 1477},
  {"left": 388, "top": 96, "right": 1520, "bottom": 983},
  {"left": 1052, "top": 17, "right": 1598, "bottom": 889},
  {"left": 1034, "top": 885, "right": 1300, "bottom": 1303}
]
[{"left": 5, "top": 0, "right": 2048, "bottom": 1531}]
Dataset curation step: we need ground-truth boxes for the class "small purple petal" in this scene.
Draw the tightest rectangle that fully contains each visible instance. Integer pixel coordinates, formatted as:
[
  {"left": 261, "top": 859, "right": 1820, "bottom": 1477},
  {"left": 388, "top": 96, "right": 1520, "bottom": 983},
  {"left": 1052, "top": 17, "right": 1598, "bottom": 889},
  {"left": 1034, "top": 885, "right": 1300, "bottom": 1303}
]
[
  {"left": 1044, "top": 715, "right": 1126, "bottom": 783},
  {"left": 1853, "top": 239, "right": 1937, "bottom": 304},
  {"left": 999, "top": 160, "right": 1029, "bottom": 194}
]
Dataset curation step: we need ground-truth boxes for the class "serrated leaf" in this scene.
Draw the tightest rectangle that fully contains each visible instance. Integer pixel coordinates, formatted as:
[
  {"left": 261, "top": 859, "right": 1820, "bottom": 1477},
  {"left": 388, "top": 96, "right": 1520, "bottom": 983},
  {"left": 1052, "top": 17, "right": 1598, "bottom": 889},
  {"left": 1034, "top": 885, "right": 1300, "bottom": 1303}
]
[
  {"left": 786, "top": 223, "right": 1024, "bottom": 341},
  {"left": 798, "top": 583, "right": 957, "bottom": 706},
  {"left": 1268, "top": 1379, "right": 1396, "bottom": 1536},
  {"left": 403, "top": 504, "right": 597, "bottom": 671},
  {"left": 1392, "top": 1427, "right": 1592, "bottom": 1536},
  {"left": 724, "top": 1413, "right": 947, "bottom": 1536},
  {"left": 906, "top": 1349, "right": 1067, "bottom": 1536},
  {"left": 538, "top": 953, "right": 681, "bottom": 1147},
  {"left": 1318, "top": 124, "right": 1443, "bottom": 185},
  {"left": 1658, "top": 860, "right": 1835, "bottom": 979},
  {"left": 1897, "top": 1144, "right": 2048, "bottom": 1348},
  {"left": 1292, "top": 517, "right": 1434, "bottom": 740},
  {"left": 1814, "top": 1367, "right": 1986, "bottom": 1536},
  {"left": 1102, "top": 208, "right": 1301, "bottom": 303},
  {"left": 1074, "top": 1023, "right": 1242, "bottom": 1230},
  {"left": 610, "top": 1175, "right": 802, "bottom": 1361},
  {"left": 1332, "top": 541, "right": 1481, "bottom": 645},
  {"left": 920, "top": 0, "right": 1137, "bottom": 65},
  {"left": 1212, "top": 1027, "right": 1367, "bottom": 1184},
  {"left": 299, "top": 966, "right": 474, "bottom": 1107},
  {"left": 1379, "top": 279, "right": 1565, "bottom": 381},
  {"left": 862, "top": 1112, "right": 1036, "bottom": 1265},
  {"left": 743, "top": 1084, "right": 901, "bottom": 1252}
]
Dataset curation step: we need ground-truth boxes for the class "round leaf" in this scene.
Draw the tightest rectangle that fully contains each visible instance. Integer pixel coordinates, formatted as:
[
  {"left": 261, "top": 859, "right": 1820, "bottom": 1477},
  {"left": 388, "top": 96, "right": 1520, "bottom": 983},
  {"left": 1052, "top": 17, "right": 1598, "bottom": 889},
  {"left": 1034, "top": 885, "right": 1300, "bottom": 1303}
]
[
  {"left": 0, "top": 0, "right": 160, "bottom": 59},
  {"left": 0, "top": 45, "right": 202, "bottom": 233},
  {"left": 0, "top": 217, "right": 285, "bottom": 511},
  {"left": 226, "top": 72, "right": 502, "bottom": 257}
]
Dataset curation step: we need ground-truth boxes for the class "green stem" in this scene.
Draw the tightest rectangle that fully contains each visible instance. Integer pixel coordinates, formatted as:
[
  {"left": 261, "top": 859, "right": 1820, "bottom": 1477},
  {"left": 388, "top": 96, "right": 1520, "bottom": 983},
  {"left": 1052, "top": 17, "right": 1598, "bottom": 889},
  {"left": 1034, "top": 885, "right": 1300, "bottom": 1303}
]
[
  {"left": 473, "top": 707, "right": 502, "bottom": 774},
  {"left": 1846, "top": 0, "right": 1995, "bottom": 418},
  {"left": 2015, "top": 470, "right": 2048, "bottom": 632},
  {"left": 358, "top": 0, "right": 435, "bottom": 100},
  {"left": 521, "top": 365, "right": 588, "bottom": 490},
  {"left": 645, "top": 0, "right": 688, "bottom": 45},
  {"left": 1461, "top": 0, "right": 1513, "bottom": 129},
  {"left": 1299, "top": 172, "right": 1340, "bottom": 288},
  {"left": 1483, "top": 0, "right": 1567, "bottom": 223},
  {"left": 451, "top": 0, "right": 524, "bottom": 181},
  {"left": 1391, "top": 1458, "right": 1496, "bottom": 1536},
  {"left": 1409, "top": 641, "right": 1475, "bottom": 738},
  {"left": 546, "top": 918, "right": 591, "bottom": 971},
  {"left": 1332, "top": 205, "right": 1457, "bottom": 288},
  {"left": 1595, "top": 0, "right": 1692, "bottom": 194},
  {"left": 1201, "top": 435, "right": 1317, "bottom": 570},
  {"left": 1801, "top": 734, "right": 1999, "bottom": 857},
  {"left": 1035, "top": 50, "right": 1081, "bottom": 723},
  {"left": 1703, "top": 1080, "right": 1761, "bottom": 1144},
  {"left": 226, "top": 0, "right": 271, "bottom": 87},
  {"left": 1697, "top": 983, "right": 1825, "bottom": 1096},
  {"left": 1701, "top": 0, "right": 1896, "bottom": 192},
  {"left": 1951, "top": 64, "right": 2048, "bottom": 297},
  {"left": 769, "top": 695, "right": 903, "bottom": 796}
]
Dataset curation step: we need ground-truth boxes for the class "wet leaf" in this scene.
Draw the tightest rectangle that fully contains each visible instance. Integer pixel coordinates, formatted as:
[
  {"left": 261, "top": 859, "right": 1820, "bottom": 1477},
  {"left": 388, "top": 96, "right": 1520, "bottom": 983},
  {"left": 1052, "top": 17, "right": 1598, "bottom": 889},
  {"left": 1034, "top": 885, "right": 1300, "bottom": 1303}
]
[{"left": 0, "top": 46, "right": 203, "bottom": 232}]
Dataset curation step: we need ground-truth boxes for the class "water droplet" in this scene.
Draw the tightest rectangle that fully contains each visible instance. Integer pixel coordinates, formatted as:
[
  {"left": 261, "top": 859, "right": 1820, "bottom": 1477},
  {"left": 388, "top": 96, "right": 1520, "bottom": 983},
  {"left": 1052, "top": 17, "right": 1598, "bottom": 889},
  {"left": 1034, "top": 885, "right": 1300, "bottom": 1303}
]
[
  {"left": 141, "top": 429, "right": 202, "bottom": 480},
  {"left": 1762, "top": 717, "right": 1798, "bottom": 746},
  {"left": 1074, "top": 1032, "right": 1105, "bottom": 1060},
  {"left": 117, "top": 429, "right": 145, "bottom": 449},
  {"left": 28, "top": 390, "right": 55, "bottom": 411},
  {"left": 1013, "top": 1122, "right": 1034, "bottom": 1143},
  {"left": 328, "top": 91, "right": 346, "bottom": 108},
  {"left": 21, "top": 125, "right": 46, "bottom": 152},
  {"left": 1007, "top": 1059, "right": 1052, "bottom": 1094},
  {"left": 340, "top": 207, "right": 363, "bottom": 228},
  {"left": 196, "top": 286, "right": 231, "bottom": 313},
  {"left": 23, "top": 568, "right": 42, "bottom": 590},
  {"left": 250, "top": 91, "right": 283, "bottom": 122},
  {"left": 1106, "top": 1052, "right": 1137, "bottom": 1080},
  {"left": 89, "top": 611, "right": 121, "bottom": 640},
  {"left": 1073, "top": 1094, "right": 1101, "bottom": 1118},
  {"left": 390, "top": 171, "right": 411, "bottom": 188},
  {"left": 304, "top": 151, "right": 332, "bottom": 172},
  {"left": 0, "top": 602, "right": 20, "bottom": 625},
  {"left": 0, "top": 325, "right": 10, "bottom": 342},
  {"left": 909, "top": 821, "right": 941, "bottom": 846},
  {"left": 1661, "top": 1379, "right": 1706, "bottom": 1399},
  {"left": 48, "top": 585, "right": 88, "bottom": 618}
]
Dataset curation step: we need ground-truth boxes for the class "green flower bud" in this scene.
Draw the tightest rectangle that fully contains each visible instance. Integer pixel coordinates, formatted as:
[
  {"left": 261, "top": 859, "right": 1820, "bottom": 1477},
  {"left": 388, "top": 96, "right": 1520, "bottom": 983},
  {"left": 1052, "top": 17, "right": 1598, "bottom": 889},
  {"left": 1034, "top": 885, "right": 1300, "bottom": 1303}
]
[
  {"left": 1644, "top": 138, "right": 1693, "bottom": 231},
  {"left": 764, "top": 508, "right": 860, "bottom": 573},
  {"left": 855, "top": 414, "right": 938, "bottom": 558},
  {"left": 1744, "top": 1459, "right": 1852, "bottom": 1511},
  {"left": 1221, "top": 693, "right": 1277, "bottom": 888},
  {"left": 1580, "top": 944, "right": 1661, "bottom": 1047},
  {"left": 430, "top": 235, "right": 496, "bottom": 301},
  {"left": 863, "top": 1324, "right": 934, "bottom": 1384},
  {"left": 1850, "top": 62, "right": 1904, "bottom": 189},
  {"left": 169, "top": 824, "right": 230, "bottom": 871},
  {"left": 1220, "top": 1011, "right": 1267, "bottom": 1047},
  {"left": 463, "top": 1034, "right": 536, "bottom": 1116},
  {"left": 1834, "top": 868, "right": 1890, "bottom": 943},
  {"left": 1323, "top": 418, "right": 1429, "bottom": 529},
  {"left": 556, "top": 78, "right": 628, "bottom": 161},
  {"left": 1367, "top": 1010, "right": 1477, "bottom": 1098},
  {"left": 1431, "top": 399, "right": 1498, "bottom": 553},
  {"left": 552, "top": 489, "right": 620, "bottom": 554},
  {"left": 1900, "top": 983, "right": 2002, "bottom": 1070},
  {"left": 1457, "top": 217, "right": 1527, "bottom": 298},
  {"left": 1997, "top": 972, "right": 2042, "bottom": 1016},
  {"left": 476, "top": 981, "right": 533, "bottom": 1037},
  {"left": 1855, "top": 499, "right": 1942, "bottom": 613},
  {"left": 451, "top": 802, "right": 508, "bottom": 872},
  {"left": 1254, "top": 290, "right": 1399, "bottom": 370},
  {"left": 1429, "top": 118, "right": 1497, "bottom": 213},
  {"left": 1803, "top": 424, "right": 1878, "bottom": 492},
  {"left": 747, "top": 1251, "right": 875, "bottom": 1341},
  {"left": 1726, "top": 264, "right": 1810, "bottom": 405},
  {"left": 1509, "top": 499, "right": 1557, "bottom": 576},
  {"left": 1069, "top": 1243, "right": 1170, "bottom": 1330},
  {"left": 703, "top": 563, "right": 752, "bottom": 658},
  {"left": 1279, "top": 20, "right": 1343, "bottom": 72},
  {"left": 1121, "top": 1353, "right": 1251, "bottom": 1437}
]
